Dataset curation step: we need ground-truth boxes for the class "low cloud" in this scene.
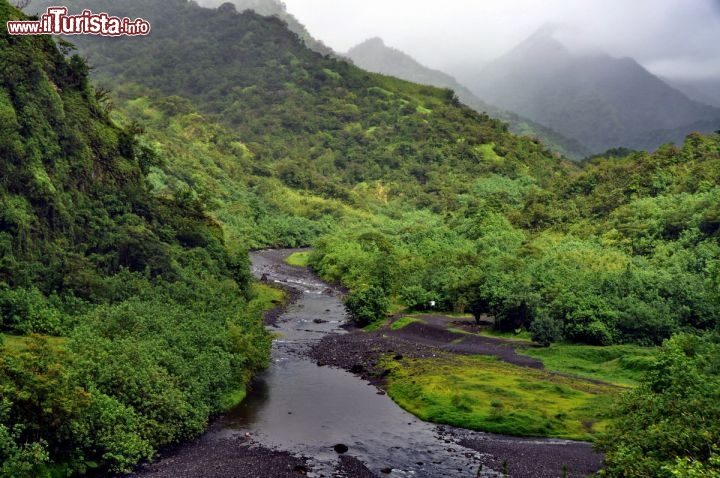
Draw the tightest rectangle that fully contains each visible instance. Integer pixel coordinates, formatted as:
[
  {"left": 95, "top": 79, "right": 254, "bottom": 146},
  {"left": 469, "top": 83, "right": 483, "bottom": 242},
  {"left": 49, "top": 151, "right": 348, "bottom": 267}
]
[{"left": 278, "top": 0, "right": 720, "bottom": 79}]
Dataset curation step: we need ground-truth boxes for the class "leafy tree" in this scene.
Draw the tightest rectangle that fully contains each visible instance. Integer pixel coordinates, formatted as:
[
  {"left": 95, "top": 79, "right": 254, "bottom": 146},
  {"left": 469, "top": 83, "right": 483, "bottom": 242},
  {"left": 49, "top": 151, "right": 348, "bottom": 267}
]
[
  {"left": 529, "top": 313, "right": 562, "bottom": 347},
  {"left": 343, "top": 286, "right": 390, "bottom": 328},
  {"left": 597, "top": 333, "right": 720, "bottom": 477}
]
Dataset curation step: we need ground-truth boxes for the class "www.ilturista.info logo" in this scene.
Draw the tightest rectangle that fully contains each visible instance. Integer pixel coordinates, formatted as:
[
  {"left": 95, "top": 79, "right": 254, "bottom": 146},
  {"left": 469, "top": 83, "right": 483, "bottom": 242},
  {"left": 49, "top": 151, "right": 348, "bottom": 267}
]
[{"left": 7, "top": 6, "right": 151, "bottom": 36}]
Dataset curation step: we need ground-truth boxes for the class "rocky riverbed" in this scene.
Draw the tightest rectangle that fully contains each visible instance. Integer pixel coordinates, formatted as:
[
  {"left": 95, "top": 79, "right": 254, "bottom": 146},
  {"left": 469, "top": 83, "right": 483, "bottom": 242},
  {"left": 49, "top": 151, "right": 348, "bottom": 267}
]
[{"left": 127, "top": 249, "right": 603, "bottom": 478}]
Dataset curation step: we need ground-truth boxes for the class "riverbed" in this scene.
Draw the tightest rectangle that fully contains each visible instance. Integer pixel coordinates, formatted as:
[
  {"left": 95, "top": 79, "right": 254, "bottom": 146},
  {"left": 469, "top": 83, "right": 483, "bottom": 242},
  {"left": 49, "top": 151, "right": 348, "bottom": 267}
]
[{"left": 129, "top": 249, "right": 601, "bottom": 478}]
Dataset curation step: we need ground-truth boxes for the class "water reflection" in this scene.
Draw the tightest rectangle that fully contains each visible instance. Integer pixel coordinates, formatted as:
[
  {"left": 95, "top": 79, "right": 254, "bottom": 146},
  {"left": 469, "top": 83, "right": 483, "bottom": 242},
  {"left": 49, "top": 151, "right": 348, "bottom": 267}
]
[{"left": 213, "top": 250, "right": 496, "bottom": 477}]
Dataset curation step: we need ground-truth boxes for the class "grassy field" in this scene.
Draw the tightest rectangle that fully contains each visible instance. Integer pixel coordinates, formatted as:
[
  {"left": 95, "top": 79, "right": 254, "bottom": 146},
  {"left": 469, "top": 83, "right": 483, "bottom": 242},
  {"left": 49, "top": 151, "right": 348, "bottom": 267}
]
[
  {"left": 520, "top": 344, "right": 658, "bottom": 386},
  {"left": 384, "top": 354, "right": 619, "bottom": 440},
  {"left": 284, "top": 251, "right": 311, "bottom": 267},
  {"left": 390, "top": 317, "right": 425, "bottom": 330},
  {"left": 246, "top": 282, "right": 286, "bottom": 317}
]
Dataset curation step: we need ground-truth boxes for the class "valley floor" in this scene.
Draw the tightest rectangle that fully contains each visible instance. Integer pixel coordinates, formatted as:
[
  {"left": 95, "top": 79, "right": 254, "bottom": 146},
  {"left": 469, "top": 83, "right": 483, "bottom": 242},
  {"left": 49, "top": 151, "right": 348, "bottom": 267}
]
[{"left": 308, "top": 315, "right": 612, "bottom": 476}]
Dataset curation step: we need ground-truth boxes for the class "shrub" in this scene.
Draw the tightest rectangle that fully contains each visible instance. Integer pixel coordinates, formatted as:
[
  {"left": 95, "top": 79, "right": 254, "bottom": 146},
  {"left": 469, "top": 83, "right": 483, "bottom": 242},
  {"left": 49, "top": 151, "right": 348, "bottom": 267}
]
[
  {"left": 529, "top": 313, "right": 562, "bottom": 347},
  {"left": 343, "top": 286, "right": 390, "bottom": 327}
]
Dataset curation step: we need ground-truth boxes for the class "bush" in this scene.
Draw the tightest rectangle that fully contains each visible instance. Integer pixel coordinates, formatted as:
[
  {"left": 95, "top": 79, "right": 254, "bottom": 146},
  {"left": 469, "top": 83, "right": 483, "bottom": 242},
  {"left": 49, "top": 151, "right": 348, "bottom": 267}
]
[
  {"left": 398, "top": 285, "right": 434, "bottom": 311},
  {"left": 343, "top": 286, "right": 390, "bottom": 327},
  {"left": 529, "top": 313, "right": 562, "bottom": 347},
  {"left": 597, "top": 333, "right": 720, "bottom": 477}
]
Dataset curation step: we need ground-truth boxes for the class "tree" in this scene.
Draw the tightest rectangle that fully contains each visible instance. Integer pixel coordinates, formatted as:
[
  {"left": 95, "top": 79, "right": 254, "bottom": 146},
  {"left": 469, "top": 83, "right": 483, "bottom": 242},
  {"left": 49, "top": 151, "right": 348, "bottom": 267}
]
[
  {"left": 596, "top": 333, "right": 720, "bottom": 477},
  {"left": 343, "top": 286, "right": 390, "bottom": 328},
  {"left": 529, "top": 313, "right": 562, "bottom": 347}
]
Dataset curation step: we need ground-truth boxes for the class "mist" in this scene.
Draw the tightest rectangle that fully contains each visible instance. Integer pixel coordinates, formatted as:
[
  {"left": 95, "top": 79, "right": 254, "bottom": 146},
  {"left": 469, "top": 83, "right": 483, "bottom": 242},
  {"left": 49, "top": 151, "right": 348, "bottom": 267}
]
[{"left": 268, "top": 0, "right": 720, "bottom": 81}]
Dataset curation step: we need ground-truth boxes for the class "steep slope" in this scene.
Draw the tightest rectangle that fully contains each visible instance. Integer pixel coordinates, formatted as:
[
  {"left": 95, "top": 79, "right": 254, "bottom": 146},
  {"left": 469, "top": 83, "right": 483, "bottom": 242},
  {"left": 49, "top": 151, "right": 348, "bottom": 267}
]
[
  {"left": 662, "top": 76, "right": 720, "bottom": 108},
  {"left": 347, "top": 37, "right": 590, "bottom": 159},
  {"left": 193, "top": 0, "right": 334, "bottom": 55},
  {"left": 0, "top": 1, "right": 269, "bottom": 474},
  {"left": 39, "top": 0, "right": 572, "bottom": 208},
  {"left": 467, "top": 27, "right": 720, "bottom": 153}
]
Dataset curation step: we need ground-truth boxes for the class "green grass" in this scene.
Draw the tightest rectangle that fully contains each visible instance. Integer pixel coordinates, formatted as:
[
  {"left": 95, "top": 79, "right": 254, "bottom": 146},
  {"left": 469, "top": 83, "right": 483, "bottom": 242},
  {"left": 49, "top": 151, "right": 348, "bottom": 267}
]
[
  {"left": 478, "top": 328, "right": 533, "bottom": 342},
  {"left": 520, "top": 344, "right": 658, "bottom": 386},
  {"left": 362, "top": 318, "right": 390, "bottom": 332},
  {"left": 219, "top": 387, "right": 248, "bottom": 411},
  {"left": 284, "top": 251, "right": 311, "bottom": 267},
  {"left": 1, "top": 334, "right": 66, "bottom": 352},
  {"left": 247, "top": 282, "right": 285, "bottom": 313},
  {"left": 384, "top": 354, "right": 619, "bottom": 440},
  {"left": 390, "top": 317, "right": 424, "bottom": 330}
]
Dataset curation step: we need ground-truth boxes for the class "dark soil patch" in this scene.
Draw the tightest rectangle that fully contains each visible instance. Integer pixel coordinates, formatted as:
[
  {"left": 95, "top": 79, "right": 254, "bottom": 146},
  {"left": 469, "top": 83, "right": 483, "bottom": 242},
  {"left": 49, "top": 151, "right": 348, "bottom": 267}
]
[
  {"left": 124, "top": 436, "right": 310, "bottom": 478},
  {"left": 311, "top": 315, "right": 543, "bottom": 379},
  {"left": 386, "top": 319, "right": 543, "bottom": 369},
  {"left": 310, "top": 330, "right": 442, "bottom": 388},
  {"left": 336, "top": 455, "right": 379, "bottom": 477},
  {"left": 455, "top": 432, "right": 603, "bottom": 478}
]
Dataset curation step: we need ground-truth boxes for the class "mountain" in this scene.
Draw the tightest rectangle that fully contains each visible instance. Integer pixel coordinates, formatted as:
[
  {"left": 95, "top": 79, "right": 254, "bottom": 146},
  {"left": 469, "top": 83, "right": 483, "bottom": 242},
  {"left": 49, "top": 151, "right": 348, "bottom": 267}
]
[
  {"left": 465, "top": 27, "right": 720, "bottom": 153},
  {"left": 662, "top": 76, "right": 720, "bottom": 108},
  {"left": 347, "top": 37, "right": 590, "bottom": 159},
  {"left": 182, "top": 0, "right": 335, "bottom": 55},
  {"left": 34, "top": 0, "right": 571, "bottom": 196}
]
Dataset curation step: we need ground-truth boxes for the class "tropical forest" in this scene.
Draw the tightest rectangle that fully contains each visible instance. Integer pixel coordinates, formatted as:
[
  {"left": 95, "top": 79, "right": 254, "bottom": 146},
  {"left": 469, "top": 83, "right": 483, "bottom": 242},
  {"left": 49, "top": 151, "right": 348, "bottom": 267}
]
[{"left": 1, "top": 0, "right": 718, "bottom": 477}]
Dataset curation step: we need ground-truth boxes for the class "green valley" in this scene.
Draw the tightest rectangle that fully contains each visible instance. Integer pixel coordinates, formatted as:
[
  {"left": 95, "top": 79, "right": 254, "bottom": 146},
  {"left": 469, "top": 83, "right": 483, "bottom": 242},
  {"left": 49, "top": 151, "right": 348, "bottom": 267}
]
[{"left": 3, "top": 0, "right": 720, "bottom": 476}]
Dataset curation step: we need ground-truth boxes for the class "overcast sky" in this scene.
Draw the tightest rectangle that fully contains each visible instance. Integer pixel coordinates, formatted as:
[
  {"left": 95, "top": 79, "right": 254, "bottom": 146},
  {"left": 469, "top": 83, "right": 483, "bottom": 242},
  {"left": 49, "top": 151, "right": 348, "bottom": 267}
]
[{"left": 280, "top": 0, "right": 720, "bottom": 80}]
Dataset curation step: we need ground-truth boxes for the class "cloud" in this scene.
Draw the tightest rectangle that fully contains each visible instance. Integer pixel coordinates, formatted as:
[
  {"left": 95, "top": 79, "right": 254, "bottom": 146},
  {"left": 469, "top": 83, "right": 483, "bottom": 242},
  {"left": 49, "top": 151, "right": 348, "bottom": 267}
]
[{"left": 280, "top": 0, "right": 720, "bottom": 79}]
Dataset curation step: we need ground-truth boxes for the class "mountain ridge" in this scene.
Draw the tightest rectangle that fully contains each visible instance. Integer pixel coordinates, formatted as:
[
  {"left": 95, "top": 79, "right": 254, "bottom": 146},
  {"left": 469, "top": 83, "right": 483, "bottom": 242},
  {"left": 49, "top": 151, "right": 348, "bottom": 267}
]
[
  {"left": 466, "top": 27, "right": 720, "bottom": 153},
  {"left": 346, "top": 36, "right": 590, "bottom": 159}
]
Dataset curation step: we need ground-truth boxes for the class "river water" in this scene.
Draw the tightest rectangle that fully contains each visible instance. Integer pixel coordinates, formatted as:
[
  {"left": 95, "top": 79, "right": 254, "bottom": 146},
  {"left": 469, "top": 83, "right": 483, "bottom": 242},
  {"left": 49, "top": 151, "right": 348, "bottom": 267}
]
[{"left": 212, "top": 249, "right": 499, "bottom": 477}]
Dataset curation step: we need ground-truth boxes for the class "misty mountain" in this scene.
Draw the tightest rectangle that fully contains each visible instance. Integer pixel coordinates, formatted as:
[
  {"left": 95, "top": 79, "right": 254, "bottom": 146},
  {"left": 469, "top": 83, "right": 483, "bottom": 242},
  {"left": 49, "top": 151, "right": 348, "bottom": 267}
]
[
  {"left": 29, "top": 0, "right": 335, "bottom": 55},
  {"left": 205, "top": 0, "right": 334, "bottom": 55},
  {"left": 346, "top": 37, "right": 589, "bottom": 159},
  {"left": 465, "top": 27, "right": 720, "bottom": 153},
  {"left": 663, "top": 77, "right": 720, "bottom": 108}
]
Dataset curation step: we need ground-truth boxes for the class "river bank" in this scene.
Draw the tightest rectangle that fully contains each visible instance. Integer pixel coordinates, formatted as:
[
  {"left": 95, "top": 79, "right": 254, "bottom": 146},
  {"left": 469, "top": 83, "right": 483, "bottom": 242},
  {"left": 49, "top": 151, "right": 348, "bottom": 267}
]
[
  {"left": 308, "top": 323, "right": 605, "bottom": 477},
  {"left": 126, "top": 249, "right": 603, "bottom": 478}
]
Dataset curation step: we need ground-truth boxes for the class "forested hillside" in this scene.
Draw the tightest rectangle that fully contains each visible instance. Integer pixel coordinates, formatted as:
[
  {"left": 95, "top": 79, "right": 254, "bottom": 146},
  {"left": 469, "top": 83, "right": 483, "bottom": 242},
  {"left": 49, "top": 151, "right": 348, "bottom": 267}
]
[
  {"left": 194, "top": 0, "right": 334, "bottom": 56},
  {"left": 37, "top": 0, "right": 719, "bottom": 348},
  {"left": 6, "top": 0, "right": 720, "bottom": 475},
  {"left": 33, "top": 0, "right": 571, "bottom": 197},
  {"left": 0, "top": 2, "right": 270, "bottom": 475},
  {"left": 346, "top": 37, "right": 590, "bottom": 160}
]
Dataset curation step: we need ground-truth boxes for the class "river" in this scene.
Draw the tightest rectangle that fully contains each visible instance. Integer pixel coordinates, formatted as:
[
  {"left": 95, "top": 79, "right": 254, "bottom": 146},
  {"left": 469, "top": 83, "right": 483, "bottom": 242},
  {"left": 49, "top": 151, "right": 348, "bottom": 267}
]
[
  {"left": 215, "top": 249, "right": 496, "bottom": 477},
  {"left": 133, "top": 249, "right": 600, "bottom": 478}
]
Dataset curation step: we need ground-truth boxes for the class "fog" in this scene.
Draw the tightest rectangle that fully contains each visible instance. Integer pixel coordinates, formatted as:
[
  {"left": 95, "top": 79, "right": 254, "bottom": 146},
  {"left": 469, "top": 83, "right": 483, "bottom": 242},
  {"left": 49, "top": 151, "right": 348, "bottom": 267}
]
[{"left": 274, "top": 0, "right": 720, "bottom": 80}]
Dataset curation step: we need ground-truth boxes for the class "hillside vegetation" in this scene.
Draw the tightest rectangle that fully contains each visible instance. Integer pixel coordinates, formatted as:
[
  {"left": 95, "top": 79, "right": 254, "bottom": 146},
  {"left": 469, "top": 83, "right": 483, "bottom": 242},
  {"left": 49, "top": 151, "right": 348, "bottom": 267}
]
[
  {"left": 346, "top": 37, "right": 590, "bottom": 160},
  {"left": 7, "top": 0, "right": 720, "bottom": 475},
  {"left": 0, "top": 2, "right": 269, "bottom": 475}
]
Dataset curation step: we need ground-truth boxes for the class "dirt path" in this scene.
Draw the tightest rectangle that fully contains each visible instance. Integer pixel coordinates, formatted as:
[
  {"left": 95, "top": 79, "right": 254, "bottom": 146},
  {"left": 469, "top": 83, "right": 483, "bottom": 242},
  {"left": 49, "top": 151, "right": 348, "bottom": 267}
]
[{"left": 385, "top": 315, "right": 544, "bottom": 369}]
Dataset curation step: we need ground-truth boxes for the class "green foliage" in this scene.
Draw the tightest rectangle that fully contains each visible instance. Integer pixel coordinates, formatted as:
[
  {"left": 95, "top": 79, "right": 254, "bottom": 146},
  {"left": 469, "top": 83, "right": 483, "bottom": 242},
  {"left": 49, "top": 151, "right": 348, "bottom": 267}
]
[
  {"left": 529, "top": 313, "right": 563, "bottom": 347},
  {"left": 384, "top": 354, "right": 617, "bottom": 440},
  {"left": 311, "top": 133, "right": 720, "bottom": 347},
  {"left": 597, "top": 333, "right": 720, "bottom": 477},
  {"left": 521, "top": 344, "right": 658, "bottom": 386},
  {"left": 0, "top": 2, "right": 271, "bottom": 474},
  {"left": 343, "top": 286, "right": 390, "bottom": 328}
]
